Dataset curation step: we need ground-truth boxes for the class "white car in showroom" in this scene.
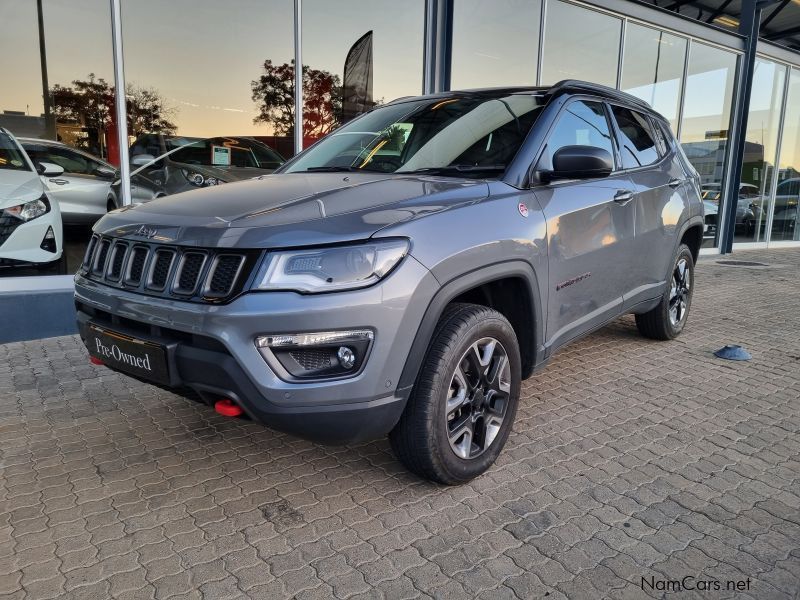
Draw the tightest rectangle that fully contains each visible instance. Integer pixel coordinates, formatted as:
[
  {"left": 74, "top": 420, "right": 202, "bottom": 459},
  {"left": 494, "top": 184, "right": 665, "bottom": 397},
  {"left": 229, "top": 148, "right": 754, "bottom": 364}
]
[{"left": 0, "top": 128, "right": 66, "bottom": 274}]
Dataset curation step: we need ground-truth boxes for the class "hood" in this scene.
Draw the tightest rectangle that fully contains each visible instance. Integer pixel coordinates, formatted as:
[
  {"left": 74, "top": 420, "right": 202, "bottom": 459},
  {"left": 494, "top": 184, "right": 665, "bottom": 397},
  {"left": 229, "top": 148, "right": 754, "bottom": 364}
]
[
  {"left": 0, "top": 169, "right": 45, "bottom": 208},
  {"left": 95, "top": 172, "right": 489, "bottom": 248}
]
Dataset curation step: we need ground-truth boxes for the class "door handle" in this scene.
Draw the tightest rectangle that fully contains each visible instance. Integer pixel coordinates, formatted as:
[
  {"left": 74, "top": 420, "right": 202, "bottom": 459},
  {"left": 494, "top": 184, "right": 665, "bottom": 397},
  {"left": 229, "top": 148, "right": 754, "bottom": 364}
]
[
  {"left": 614, "top": 190, "right": 634, "bottom": 204},
  {"left": 49, "top": 178, "right": 69, "bottom": 185},
  {"left": 668, "top": 178, "right": 683, "bottom": 188}
]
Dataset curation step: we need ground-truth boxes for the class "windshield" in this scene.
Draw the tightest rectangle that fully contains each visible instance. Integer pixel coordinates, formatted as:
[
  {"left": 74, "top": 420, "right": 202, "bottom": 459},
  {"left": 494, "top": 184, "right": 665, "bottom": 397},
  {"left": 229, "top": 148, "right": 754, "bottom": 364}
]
[
  {"left": 168, "top": 137, "right": 284, "bottom": 169},
  {"left": 0, "top": 132, "right": 31, "bottom": 172},
  {"left": 283, "top": 94, "right": 545, "bottom": 178}
]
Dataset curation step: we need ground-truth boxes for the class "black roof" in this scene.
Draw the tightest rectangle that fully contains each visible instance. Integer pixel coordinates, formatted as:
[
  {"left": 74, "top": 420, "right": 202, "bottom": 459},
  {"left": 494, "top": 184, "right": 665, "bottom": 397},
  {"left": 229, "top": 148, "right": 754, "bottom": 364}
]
[{"left": 389, "top": 80, "right": 654, "bottom": 112}]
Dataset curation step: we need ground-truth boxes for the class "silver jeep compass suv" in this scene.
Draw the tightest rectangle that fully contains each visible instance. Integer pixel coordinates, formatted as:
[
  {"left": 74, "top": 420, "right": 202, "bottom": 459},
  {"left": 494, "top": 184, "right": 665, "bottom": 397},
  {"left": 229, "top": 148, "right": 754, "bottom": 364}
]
[{"left": 75, "top": 81, "right": 704, "bottom": 484}]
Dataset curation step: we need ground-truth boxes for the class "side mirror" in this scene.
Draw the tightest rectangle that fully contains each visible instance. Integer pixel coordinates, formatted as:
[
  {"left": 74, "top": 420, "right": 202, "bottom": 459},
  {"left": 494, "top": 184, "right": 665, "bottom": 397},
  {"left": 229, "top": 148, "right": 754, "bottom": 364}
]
[
  {"left": 95, "top": 165, "right": 117, "bottom": 179},
  {"left": 37, "top": 161, "right": 65, "bottom": 177},
  {"left": 547, "top": 145, "right": 613, "bottom": 181},
  {"left": 131, "top": 153, "right": 155, "bottom": 167}
]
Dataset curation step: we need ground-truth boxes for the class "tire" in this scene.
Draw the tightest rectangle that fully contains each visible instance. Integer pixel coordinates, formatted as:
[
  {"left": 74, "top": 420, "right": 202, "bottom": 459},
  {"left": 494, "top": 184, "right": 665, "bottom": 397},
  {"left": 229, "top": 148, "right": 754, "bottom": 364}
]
[
  {"left": 107, "top": 197, "right": 117, "bottom": 212},
  {"left": 635, "top": 243, "right": 695, "bottom": 340},
  {"left": 389, "top": 303, "right": 521, "bottom": 485}
]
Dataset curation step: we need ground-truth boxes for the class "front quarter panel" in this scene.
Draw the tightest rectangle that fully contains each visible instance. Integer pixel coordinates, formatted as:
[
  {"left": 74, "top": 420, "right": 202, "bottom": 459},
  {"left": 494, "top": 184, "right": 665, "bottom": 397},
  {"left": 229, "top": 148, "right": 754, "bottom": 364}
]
[{"left": 375, "top": 181, "right": 548, "bottom": 375}]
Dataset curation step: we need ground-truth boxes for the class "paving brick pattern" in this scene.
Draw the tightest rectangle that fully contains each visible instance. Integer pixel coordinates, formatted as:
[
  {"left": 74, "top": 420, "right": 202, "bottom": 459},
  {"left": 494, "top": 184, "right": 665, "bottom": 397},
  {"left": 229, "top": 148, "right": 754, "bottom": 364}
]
[{"left": 1, "top": 249, "right": 799, "bottom": 599}]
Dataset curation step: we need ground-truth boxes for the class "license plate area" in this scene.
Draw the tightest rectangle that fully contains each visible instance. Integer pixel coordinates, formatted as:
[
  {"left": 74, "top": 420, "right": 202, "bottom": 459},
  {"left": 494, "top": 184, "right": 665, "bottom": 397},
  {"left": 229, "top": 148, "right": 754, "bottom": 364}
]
[{"left": 87, "top": 324, "right": 170, "bottom": 385}]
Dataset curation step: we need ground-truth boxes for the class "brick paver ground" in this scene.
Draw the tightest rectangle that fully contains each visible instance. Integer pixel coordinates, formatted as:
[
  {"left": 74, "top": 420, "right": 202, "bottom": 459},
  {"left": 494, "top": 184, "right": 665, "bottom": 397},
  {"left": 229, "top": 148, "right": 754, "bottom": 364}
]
[{"left": 1, "top": 249, "right": 799, "bottom": 599}]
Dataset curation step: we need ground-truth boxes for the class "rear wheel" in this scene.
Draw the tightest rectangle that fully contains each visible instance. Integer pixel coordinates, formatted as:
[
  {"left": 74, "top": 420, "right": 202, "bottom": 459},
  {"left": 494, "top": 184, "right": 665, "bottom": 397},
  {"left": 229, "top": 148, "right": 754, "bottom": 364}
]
[
  {"left": 390, "top": 303, "right": 521, "bottom": 484},
  {"left": 635, "top": 243, "right": 694, "bottom": 340}
]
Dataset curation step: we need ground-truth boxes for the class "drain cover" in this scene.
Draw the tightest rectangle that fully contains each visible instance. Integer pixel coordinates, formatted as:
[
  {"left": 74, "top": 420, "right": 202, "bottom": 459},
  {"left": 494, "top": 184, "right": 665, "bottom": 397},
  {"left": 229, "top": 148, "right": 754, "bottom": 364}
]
[{"left": 716, "top": 260, "right": 769, "bottom": 267}]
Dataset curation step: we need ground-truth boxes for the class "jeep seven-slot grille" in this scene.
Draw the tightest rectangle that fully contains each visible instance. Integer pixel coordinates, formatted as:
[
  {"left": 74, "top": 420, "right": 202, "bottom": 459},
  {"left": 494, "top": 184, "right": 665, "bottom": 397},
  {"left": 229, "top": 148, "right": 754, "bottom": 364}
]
[
  {"left": 81, "top": 234, "right": 256, "bottom": 303},
  {"left": 107, "top": 243, "right": 128, "bottom": 281}
]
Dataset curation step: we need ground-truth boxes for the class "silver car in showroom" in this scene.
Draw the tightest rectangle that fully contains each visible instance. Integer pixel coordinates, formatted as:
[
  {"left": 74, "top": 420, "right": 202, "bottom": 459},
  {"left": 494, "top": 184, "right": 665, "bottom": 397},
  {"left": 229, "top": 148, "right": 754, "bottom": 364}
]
[{"left": 20, "top": 138, "right": 117, "bottom": 224}]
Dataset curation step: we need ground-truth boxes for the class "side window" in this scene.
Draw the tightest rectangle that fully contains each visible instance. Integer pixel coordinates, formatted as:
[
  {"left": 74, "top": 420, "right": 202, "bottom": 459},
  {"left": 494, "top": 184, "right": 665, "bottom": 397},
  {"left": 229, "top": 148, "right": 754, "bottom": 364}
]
[
  {"left": 27, "top": 144, "right": 91, "bottom": 175},
  {"left": 536, "top": 100, "right": 614, "bottom": 172},
  {"left": 610, "top": 106, "right": 660, "bottom": 169}
]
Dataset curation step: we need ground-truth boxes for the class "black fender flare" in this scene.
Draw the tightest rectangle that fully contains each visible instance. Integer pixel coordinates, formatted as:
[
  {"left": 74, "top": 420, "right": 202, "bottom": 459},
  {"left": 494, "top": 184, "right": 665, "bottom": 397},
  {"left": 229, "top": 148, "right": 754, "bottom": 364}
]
[
  {"left": 396, "top": 260, "right": 545, "bottom": 398},
  {"left": 676, "top": 215, "right": 705, "bottom": 257}
]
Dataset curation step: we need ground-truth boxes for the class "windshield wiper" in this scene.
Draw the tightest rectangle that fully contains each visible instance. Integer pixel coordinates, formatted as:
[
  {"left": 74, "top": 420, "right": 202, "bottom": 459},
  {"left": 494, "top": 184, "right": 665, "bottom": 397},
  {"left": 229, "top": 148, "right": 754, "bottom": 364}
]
[
  {"left": 304, "top": 166, "right": 361, "bottom": 172},
  {"left": 400, "top": 164, "right": 507, "bottom": 176}
]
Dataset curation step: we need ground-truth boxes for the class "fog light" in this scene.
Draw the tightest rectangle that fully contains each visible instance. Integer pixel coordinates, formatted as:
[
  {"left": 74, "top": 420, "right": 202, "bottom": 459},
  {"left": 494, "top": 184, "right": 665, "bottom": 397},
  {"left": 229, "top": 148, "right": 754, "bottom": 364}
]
[
  {"left": 255, "top": 330, "right": 373, "bottom": 380},
  {"left": 337, "top": 346, "right": 356, "bottom": 369},
  {"left": 40, "top": 226, "right": 57, "bottom": 253}
]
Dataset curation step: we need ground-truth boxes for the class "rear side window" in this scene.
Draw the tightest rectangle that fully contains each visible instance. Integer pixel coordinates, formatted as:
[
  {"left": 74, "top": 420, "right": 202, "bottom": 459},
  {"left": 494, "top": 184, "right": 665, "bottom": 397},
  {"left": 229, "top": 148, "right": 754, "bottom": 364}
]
[
  {"left": 610, "top": 106, "right": 660, "bottom": 169},
  {"left": 536, "top": 100, "right": 615, "bottom": 172}
]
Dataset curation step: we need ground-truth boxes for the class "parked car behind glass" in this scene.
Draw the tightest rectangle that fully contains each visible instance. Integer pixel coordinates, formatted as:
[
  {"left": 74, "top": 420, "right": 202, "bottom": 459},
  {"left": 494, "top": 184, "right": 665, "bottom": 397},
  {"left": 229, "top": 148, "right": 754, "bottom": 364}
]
[
  {"left": 112, "top": 135, "right": 286, "bottom": 206},
  {"left": 20, "top": 138, "right": 117, "bottom": 224}
]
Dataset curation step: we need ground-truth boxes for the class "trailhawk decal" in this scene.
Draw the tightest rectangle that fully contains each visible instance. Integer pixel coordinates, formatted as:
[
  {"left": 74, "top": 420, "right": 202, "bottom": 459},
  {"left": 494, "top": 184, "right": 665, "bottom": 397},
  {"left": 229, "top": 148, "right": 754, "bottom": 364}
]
[{"left": 556, "top": 272, "right": 592, "bottom": 291}]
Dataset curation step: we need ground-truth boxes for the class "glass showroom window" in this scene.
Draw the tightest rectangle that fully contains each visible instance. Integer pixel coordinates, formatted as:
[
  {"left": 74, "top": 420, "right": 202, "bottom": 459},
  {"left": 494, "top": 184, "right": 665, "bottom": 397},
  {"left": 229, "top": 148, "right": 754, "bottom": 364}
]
[
  {"left": 734, "top": 58, "right": 787, "bottom": 244},
  {"left": 302, "top": 0, "right": 424, "bottom": 145},
  {"left": 120, "top": 0, "right": 293, "bottom": 206},
  {"left": 0, "top": 0, "right": 115, "bottom": 278},
  {"left": 620, "top": 23, "right": 687, "bottom": 132},
  {"left": 678, "top": 41, "right": 738, "bottom": 249},
  {"left": 771, "top": 67, "right": 800, "bottom": 243},
  {"left": 450, "top": 0, "right": 540, "bottom": 89},
  {"left": 540, "top": 0, "right": 621, "bottom": 87}
]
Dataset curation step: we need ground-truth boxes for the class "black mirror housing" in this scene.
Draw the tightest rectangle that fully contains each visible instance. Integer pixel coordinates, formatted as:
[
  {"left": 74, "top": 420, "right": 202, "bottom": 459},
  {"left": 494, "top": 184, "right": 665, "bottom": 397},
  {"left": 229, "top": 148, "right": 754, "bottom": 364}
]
[{"left": 548, "top": 145, "right": 614, "bottom": 181}]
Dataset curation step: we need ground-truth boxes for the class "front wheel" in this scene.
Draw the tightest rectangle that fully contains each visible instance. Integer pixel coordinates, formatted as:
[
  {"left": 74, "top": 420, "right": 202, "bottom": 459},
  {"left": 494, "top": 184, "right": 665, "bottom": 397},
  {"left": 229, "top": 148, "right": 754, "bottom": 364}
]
[
  {"left": 635, "top": 243, "right": 695, "bottom": 340},
  {"left": 389, "top": 303, "right": 521, "bottom": 485}
]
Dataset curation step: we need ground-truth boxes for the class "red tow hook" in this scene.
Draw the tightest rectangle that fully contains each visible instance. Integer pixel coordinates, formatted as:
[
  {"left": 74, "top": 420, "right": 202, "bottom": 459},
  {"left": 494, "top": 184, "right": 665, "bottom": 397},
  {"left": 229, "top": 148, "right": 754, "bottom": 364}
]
[
  {"left": 215, "top": 399, "right": 244, "bottom": 418},
  {"left": 89, "top": 356, "right": 104, "bottom": 366}
]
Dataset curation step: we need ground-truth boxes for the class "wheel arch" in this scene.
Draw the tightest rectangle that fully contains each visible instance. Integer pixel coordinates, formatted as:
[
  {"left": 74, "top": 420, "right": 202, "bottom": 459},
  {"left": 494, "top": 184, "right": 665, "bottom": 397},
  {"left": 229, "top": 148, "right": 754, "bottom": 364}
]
[
  {"left": 397, "top": 261, "right": 544, "bottom": 397},
  {"left": 679, "top": 219, "right": 704, "bottom": 264}
]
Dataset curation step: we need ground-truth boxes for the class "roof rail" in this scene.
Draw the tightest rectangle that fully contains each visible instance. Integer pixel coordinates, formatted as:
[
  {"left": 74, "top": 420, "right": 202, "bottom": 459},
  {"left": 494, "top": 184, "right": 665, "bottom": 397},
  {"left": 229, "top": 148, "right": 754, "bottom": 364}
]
[{"left": 548, "top": 80, "right": 653, "bottom": 110}]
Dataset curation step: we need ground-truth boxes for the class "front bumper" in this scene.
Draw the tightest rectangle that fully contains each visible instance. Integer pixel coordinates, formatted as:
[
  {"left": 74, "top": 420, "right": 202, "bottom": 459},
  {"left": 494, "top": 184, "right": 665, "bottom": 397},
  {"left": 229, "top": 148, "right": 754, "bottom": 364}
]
[
  {"left": 74, "top": 255, "right": 438, "bottom": 443},
  {"left": 0, "top": 210, "right": 62, "bottom": 264}
]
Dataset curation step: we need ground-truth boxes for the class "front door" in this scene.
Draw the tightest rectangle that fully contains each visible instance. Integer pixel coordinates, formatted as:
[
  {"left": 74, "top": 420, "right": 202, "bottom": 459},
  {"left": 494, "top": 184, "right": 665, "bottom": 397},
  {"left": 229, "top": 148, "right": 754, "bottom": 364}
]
[{"left": 532, "top": 99, "right": 637, "bottom": 351}]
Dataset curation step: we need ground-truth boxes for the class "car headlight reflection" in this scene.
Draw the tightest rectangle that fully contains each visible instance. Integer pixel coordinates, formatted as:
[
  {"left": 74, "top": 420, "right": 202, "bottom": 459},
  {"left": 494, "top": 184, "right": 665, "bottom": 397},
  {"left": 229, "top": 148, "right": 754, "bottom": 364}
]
[{"left": 181, "top": 169, "right": 225, "bottom": 187}]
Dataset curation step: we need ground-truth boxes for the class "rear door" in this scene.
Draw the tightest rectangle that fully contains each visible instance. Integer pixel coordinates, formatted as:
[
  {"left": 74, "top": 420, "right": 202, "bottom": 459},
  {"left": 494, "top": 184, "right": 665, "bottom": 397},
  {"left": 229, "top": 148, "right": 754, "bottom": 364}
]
[
  {"left": 532, "top": 99, "right": 636, "bottom": 351},
  {"left": 607, "top": 105, "right": 688, "bottom": 308}
]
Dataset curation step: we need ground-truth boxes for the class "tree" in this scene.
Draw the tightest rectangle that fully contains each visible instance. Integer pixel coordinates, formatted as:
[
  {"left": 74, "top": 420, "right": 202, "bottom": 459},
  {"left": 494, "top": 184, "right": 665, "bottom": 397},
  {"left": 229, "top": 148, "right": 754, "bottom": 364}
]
[
  {"left": 251, "top": 60, "right": 342, "bottom": 138},
  {"left": 125, "top": 84, "right": 177, "bottom": 139},
  {"left": 50, "top": 74, "right": 177, "bottom": 151},
  {"left": 51, "top": 73, "right": 114, "bottom": 149}
]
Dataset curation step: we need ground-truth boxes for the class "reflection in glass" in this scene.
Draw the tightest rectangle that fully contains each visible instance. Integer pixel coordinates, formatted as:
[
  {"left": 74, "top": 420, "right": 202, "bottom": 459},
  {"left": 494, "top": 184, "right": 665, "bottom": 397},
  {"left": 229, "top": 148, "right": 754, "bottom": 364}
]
[
  {"left": 0, "top": 0, "right": 114, "bottom": 276},
  {"left": 541, "top": 0, "right": 621, "bottom": 87},
  {"left": 122, "top": 0, "right": 294, "bottom": 153},
  {"left": 123, "top": 135, "right": 285, "bottom": 204},
  {"left": 620, "top": 23, "right": 686, "bottom": 131},
  {"left": 678, "top": 42, "right": 737, "bottom": 248},
  {"left": 734, "top": 59, "right": 786, "bottom": 243},
  {"left": 771, "top": 68, "right": 800, "bottom": 242},
  {"left": 302, "top": 0, "right": 424, "bottom": 144},
  {"left": 450, "top": 0, "right": 540, "bottom": 89}
]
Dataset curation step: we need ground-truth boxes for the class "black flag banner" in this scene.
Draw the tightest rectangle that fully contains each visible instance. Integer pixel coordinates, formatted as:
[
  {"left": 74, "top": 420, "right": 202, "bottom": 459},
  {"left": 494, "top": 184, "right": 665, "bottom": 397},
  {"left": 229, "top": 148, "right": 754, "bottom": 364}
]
[{"left": 342, "top": 30, "right": 374, "bottom": 123}]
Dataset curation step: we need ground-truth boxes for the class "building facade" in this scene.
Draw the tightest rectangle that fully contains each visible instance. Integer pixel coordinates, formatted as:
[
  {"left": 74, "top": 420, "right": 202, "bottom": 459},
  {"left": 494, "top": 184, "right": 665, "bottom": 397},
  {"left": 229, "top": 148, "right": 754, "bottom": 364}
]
[{"left": 0, "top": 0, "right": 798, "bottom": 339}]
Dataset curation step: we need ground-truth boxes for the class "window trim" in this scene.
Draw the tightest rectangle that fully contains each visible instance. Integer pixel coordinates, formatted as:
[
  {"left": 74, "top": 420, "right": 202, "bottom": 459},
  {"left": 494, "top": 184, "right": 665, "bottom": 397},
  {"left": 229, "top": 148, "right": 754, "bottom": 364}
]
[
  {"left": 528, "top": 94, "right": 620, "bottom": 187},
  {"left": 604, "top": 100, "right": 674, "bottom": 175}
]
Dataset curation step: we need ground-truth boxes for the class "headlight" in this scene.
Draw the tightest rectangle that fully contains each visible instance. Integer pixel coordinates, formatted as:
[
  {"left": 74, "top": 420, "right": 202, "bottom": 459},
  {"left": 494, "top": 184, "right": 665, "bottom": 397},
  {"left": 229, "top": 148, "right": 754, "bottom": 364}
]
[
  {"left": 3, "top": 197, "right": 50, "bottom": 222},
  {"left": 181, "top": 169, "right": 224, "bottom": 187},
  {"left": 254, "top": 239, "right": 409, "bottom": 293}
]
